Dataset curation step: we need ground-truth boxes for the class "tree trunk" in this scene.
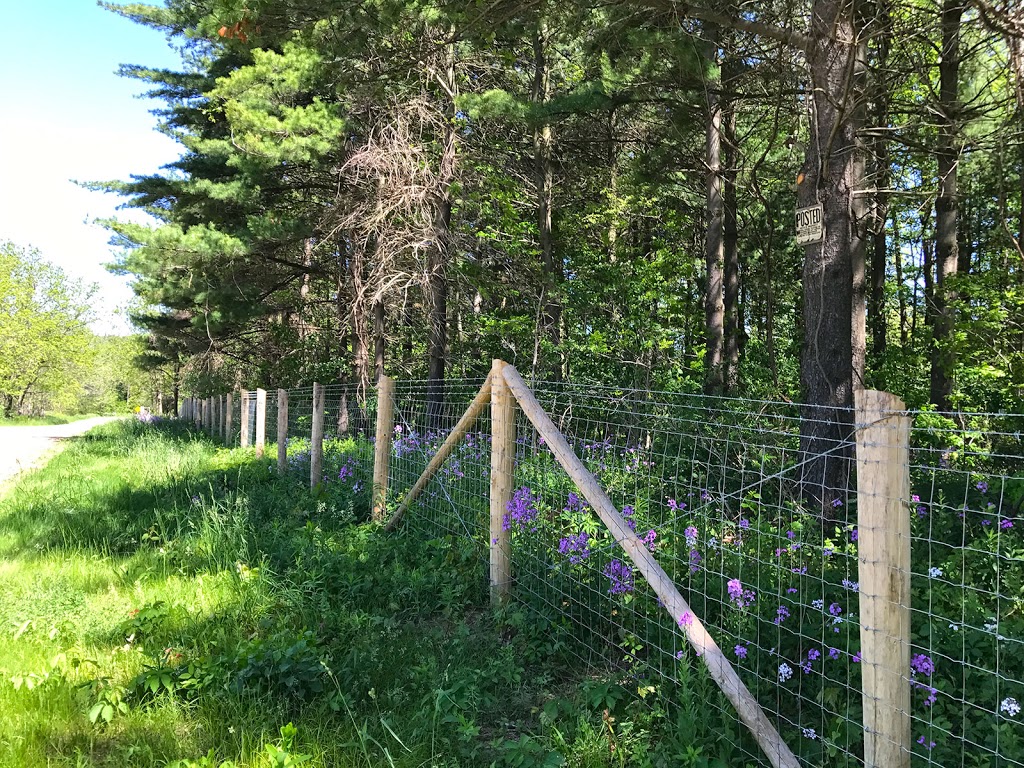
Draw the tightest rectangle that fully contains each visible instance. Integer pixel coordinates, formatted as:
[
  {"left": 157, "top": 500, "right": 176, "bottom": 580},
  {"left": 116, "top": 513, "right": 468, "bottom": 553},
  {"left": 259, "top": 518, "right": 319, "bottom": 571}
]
[
  {"left": 723, "top": 92, "right": 740, "bottom": 394},
  {"left": 426, "top": 38, "right": 457, "bottom": 427},
  {"left": 704, "top": 25, "right": 725, "bottom": 395},
  {"left": 374, "top": 298, "right": 385, "bottom": 384},
  {"left": 929, "top": 0, "right": 963, "bottom": 411},
  {"left": 798, "top": 0, "right": 861, "bottom": 512},
  {"left": 867, "top": 4, "right": 891, "bottom": 368},
  {"left": 533, "top": 17, "right": 562, "bottom": 380},
  {"left": 850, "top": 27, "right": 869, "bottom": 390}
]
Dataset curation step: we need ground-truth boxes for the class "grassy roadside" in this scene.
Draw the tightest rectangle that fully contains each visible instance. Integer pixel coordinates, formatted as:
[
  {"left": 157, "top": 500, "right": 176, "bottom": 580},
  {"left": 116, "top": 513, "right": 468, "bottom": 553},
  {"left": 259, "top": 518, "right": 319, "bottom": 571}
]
[{"left": 0, "top": 420, "right": 736, "bottom": 768}]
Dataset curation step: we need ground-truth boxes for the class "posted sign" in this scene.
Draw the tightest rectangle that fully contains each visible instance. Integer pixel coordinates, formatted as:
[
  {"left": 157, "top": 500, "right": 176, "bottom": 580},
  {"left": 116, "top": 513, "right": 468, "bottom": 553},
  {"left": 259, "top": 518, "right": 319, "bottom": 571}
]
[{"left": 796, "top": 204, "right": 823, "bottom": 245}]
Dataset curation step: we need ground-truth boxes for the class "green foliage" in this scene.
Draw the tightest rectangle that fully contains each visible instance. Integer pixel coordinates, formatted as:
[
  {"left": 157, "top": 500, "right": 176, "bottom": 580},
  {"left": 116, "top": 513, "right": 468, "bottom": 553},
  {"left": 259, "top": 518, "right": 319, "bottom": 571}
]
[{"left": 0, "top": 242, "right": 96, "bottom": 417}]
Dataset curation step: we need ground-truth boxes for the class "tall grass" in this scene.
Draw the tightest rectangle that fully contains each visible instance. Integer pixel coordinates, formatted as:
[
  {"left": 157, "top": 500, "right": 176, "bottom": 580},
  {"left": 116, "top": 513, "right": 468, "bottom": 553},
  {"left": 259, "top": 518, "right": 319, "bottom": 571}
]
[{"left": 0, "top": 420, "right": 726, "bottom": 768}]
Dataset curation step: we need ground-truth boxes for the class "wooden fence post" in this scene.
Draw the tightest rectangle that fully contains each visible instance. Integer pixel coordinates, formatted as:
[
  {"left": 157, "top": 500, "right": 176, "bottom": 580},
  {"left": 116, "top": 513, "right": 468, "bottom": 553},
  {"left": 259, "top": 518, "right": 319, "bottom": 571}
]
[
  {"left": 240, "top": 391, "right": 250, "bottom": 448},
  {"left": 490, "top": 360, "right": 515, "bottom": 605},
  {"left": 254, "top": 388, "right": 267, "bottom": 457},
  {"left": 206, "top": 397, "right": 213, "bottom": 434},
  {"left": 194, "top": 398, "right": 201, "bottom": 429},
  {"left": 277, "top": 389, "right": 289, "bottom": 475},
  {"left": 372, "top": 376, "right": 395, "bottom": 522},
  {"left": 310, "top": 382, "right": 325, "bottom": 489},
  {"left": 855, "top": 390, "right": 912, "bottom": 768}
]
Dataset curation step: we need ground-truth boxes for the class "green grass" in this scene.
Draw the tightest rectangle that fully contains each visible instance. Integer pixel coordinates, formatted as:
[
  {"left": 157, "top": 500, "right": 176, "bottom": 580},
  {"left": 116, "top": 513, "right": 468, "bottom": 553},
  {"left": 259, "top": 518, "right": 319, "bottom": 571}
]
[{"left": 0, "top": 420, "right": 729, "bottom": 768}]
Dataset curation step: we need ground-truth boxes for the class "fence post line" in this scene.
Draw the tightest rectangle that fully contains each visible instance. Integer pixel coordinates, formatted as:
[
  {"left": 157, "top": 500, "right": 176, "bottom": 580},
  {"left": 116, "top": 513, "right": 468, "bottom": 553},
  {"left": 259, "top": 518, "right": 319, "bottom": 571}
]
[
  {"left": 194, "top": 398, "right": 201, "bottom": 429},
  {"left": 240, "top": 391, "right": 250, "bottom": 448},
  {"left": 490, "top": 360, "right": 515, "bottom": 605},
  {"left": 310, "top": 382, "right": 325, "bottom": 489},
  {"left": 206, "top": 397, "right": 213, "bottom": 433},
  {"left": 215, "top": 395, "right": 222, "bottom": 439},
  {"left": 372, "top": 376, "right": 395, "bottom": 522},
  {"left": 254, "top": 388, "right": 267, "bottom": 457},
  {"left": 855, "top": 389, "right": 912, "bottom": 768},
  {"left": 277, "top": 389, "right": 289, "bottom": 475},
  {"left": 225, "top": 393, "right": 233, "bottom": 445}
]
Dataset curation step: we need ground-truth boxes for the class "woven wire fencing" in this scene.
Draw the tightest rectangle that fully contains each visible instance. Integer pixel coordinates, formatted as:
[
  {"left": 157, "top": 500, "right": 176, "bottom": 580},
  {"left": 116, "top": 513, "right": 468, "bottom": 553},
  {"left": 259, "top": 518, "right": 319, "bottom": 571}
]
[
  {"left": 182, "top": 379, "right": 1024, "bottom": 766},
  {"left": 383, "top": 378, "right": 1024, "bottom": 767}
]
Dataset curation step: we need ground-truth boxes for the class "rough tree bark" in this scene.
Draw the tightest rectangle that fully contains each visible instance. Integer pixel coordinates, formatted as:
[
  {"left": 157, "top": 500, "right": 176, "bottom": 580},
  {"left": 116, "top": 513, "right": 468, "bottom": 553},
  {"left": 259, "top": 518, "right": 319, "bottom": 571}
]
[
  {"left": 929, "top": 0, "right": 963, "bottom": 412},
  {"left": 704, "top": 23, "right": 726, "bottom": 395},
  {"left": 797, "top": 0, "right": 863, "bottom": 511},
  {"left": 533, "top": 16, "right": 562, "bottom": 380},
  {"left": 723, "top": 87, "right": 740, "bottom": 394}
]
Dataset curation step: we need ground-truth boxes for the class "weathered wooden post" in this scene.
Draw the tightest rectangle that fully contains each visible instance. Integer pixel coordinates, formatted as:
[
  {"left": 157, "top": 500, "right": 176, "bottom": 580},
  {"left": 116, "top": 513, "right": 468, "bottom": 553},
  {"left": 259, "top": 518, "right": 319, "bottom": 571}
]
[
  {"left": 224, "top": 393, "right": 233, "bottom": 445},
  {"left": 277, "top": 389, "right": 289, "bottom": 475},
  {"left": 254, "top": 388, "right": 267, "bottom": 457},
  {"left": 194, "top": 398, "right": 201, "bottom": 429},
  {"left": 240, "top": 391, "right": 251, "bottom": 448},
  {"left": 310, "top": 382, "right": 325, "bottom": 489},
  {"left": 372, "top": 376, "right": 395, "bottom": 522},
  {"left": 855, "top": 390, "right": 912, "bottom": 768},
  {"left": 489, "top": 360, "right": 515, "bottom": 605},
  {"left": 206, "top": 397, "right": 213, "bottom": 434},
  {"left": 215, "top": 395, "right": 222, "bottom": 439}
]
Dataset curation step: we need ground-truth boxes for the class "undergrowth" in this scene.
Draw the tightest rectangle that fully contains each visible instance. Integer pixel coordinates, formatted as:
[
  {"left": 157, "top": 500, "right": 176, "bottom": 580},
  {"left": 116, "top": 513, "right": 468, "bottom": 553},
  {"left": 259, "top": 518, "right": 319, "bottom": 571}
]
[{"left": 0, "top": 420, "right": 740, "bottom": 768}]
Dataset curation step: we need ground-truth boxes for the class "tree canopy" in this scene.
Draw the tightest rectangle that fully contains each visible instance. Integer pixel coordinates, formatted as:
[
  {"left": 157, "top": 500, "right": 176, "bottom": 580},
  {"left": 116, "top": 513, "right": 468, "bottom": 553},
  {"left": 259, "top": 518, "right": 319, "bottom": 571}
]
[{"left": 95, "top": 0, "right": 1024, "bottom": 426}]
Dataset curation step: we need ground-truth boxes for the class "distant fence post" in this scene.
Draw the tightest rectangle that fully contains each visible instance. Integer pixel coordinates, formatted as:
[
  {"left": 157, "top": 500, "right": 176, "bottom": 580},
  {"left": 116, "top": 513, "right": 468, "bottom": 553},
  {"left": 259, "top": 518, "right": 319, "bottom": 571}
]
[
  {"left": 855, "top": 390, "right": 912, "bottom": 768},
  {"left": 240, "top": 391, "right": 250, "bottom": 448},
  {"left": 311, "top": 382, "right": 325, "bottom": 489},
  {"left": 194, "top": 398, "right": 201, "bottom": 429},
  {"left": 206, "top": 397, "right": 213, "bottom": 434},
  {"left": 277, "top": 389, "right": 289, "bottom": 475},
  {"left": 225, "top": 393, "right": 233, "bottom": 445},
  {"left": 490, "top": 360, "right": 515, "bottom": 605},
  {"left": 255, "top": 388, "right": 267, "bottom": 457},
  {"left": 372, "top": 376, "right": 395, "bottom": 522}
]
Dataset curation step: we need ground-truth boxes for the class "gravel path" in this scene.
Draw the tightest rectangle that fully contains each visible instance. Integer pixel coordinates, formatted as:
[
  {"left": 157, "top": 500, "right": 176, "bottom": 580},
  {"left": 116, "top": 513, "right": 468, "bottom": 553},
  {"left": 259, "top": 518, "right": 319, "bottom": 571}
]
[{"left": 0, "top": 417, "right": 123, "bottom": 487}]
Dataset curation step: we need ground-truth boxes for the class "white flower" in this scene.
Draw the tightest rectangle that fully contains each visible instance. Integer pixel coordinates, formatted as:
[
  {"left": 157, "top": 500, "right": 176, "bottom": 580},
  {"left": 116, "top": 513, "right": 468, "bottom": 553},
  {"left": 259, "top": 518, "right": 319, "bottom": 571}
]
[
  {"left": 802, "top": 728, "right": 818, "bottom": 740},
  {"left": 811, "top": 599, "right": 824, "bottom": 610},
  {"left": 985, "top": 621, "right": 999, "bottom": 633},
  {"left": 778, "top": 663, "right": 793, "bottom": 682},
  {"left": 949, "top": 623, "right": 960, "bottom": 631},
  {"left": 1001, "top": 698, "right": 1021, "bottom": 717},
  {"left": 928, "top": 567, "right": 943, "bottom": 578}
]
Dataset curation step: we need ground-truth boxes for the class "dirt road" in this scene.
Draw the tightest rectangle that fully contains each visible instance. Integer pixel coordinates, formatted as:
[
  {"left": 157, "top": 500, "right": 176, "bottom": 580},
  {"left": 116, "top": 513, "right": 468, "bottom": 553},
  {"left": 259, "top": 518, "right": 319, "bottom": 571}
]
[{"left": 0, "top": 417, "right": 122, "bottom": 487}]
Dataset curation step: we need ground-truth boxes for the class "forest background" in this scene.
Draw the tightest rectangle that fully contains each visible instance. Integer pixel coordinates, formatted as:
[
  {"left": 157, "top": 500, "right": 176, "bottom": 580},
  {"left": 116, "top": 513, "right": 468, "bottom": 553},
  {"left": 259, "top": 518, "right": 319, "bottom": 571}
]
[{"left": 21, "top": 0, "right": 1024, "bottom": 427}]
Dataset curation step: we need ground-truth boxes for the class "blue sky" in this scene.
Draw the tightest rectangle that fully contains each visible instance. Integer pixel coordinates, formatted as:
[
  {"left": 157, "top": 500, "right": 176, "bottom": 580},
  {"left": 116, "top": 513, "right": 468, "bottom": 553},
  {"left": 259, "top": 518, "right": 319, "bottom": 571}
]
[{"left": 0, "top": 2, "right": 184, "bottom": 333}]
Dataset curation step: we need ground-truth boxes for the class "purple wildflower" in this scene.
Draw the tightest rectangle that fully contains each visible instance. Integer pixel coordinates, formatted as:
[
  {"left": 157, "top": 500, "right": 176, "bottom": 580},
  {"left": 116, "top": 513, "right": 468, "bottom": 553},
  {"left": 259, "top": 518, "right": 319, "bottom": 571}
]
[
  {"left": 685, "top": 526, "right": 698, "bottom": 547},
  {"left": 808, "top": 648, "right": 821, "bottom": 661},
  {"left": 558, "top": 532, "right": 591, "bottom": 564},
  {"left": 911, "top": 654, "right": 934, "bottom": 677},
  {"left": 504, "top": 487, "right": 539, "bottom": 532},
  {"left": 688, "top": 548, "right": 702, "bottom": 573},
  {"left": 735, "top": 645, "right": 748, "bottom": 659},
  {"left": 739, "top": 518, "right": 750, "bottom": 530},
  {"left": 1002, "top": 519, "right": 1014, "bottom": 529},
  {"left": 642, "top": 529, "right": 657, "bottom": 551},
  {"left": 977, "top": 481, "right": 989, "bottom": 493},
  {"left": 603, "top": 559, "right": 635, "bottom": 595}
]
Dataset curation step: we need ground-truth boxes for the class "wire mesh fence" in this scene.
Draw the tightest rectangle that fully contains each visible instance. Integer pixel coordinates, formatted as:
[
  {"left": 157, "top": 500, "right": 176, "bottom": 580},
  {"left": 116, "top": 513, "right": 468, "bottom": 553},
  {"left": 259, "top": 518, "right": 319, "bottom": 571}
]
[{"left": 178, "top": 375, "right": 1024, "bottom": 767}]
